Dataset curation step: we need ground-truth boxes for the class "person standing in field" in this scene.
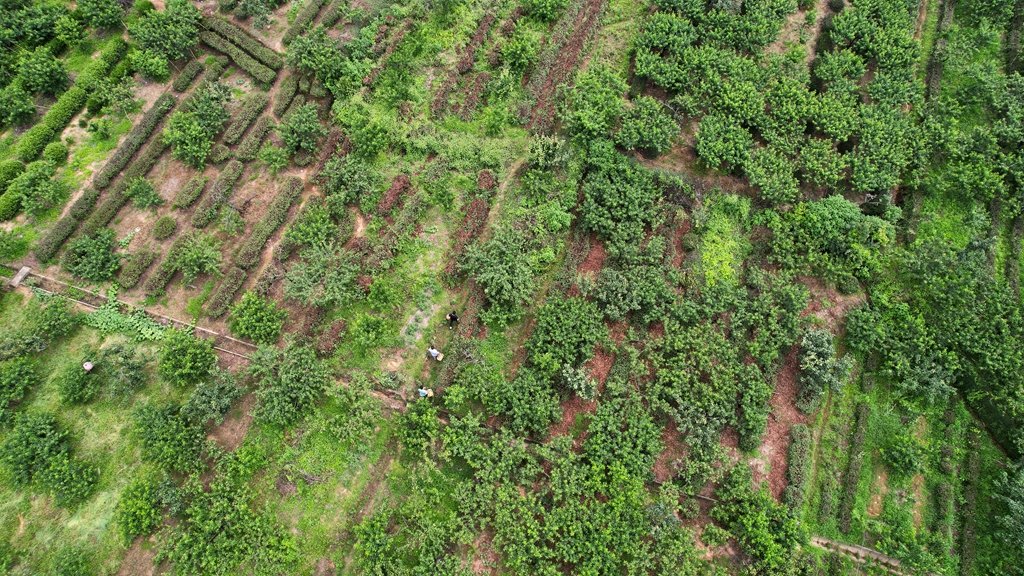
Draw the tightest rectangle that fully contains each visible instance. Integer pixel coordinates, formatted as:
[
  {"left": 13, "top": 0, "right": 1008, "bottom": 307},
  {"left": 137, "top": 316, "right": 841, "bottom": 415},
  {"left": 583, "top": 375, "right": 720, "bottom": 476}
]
[{"left": 446, "top": 310, "right": 459, "bottom": 329}]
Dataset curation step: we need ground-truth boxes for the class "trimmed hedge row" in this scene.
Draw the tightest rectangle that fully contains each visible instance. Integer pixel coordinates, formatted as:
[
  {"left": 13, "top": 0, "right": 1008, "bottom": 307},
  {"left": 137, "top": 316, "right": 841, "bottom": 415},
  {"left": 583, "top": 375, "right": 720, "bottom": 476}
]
[
  {"left": 283, "top": 94, "right": 306, "bottom": 121},
  {"left": 93, "top": 93, "right": 177, "bottom": 190},
  {"left": 173, "top": 61, "right": 205, "bottom": 92},
  {"left": 14, "top": 87, "right": 88, "bottom": 163},
  {"left": 172, "top": 175, "right": 209, "bottom": 209},
  {"left": 205, "top": 56, "right": 229, "bottom": 81},
  {"left": 283, "top": 0, "right": 331, "bottom": 45},
  {"left": 192, "top": 160, "right": 244, "bottom": 228},
  {"left": 320, "top": 0, "right": 345, "bottom": 28},
  {"left": 236, "top": 116, "right": 274, "bottom": 161},
  {"left": 205, "top": 266, "right": 247, "bottom": 318},
  {"left": 203, "top": 17, "right": 283, "bottom": 70},
  {"left": 234, "top": 176, "right": 302, "bottom": 268},
  {"left": 209, "top": 143, "right": 232, "bottom": 165},
  {"left": 272, "top": 74, "right": 298, "bottom": 118},
  {"left": 0, "top": 160, "right": 24, "bottom": 192},
  {"left": 782, "top": 423, "right": 813, "bottom": 511},
  {"left": 33, "top": 187, "right": 101, "bottom": 262},
  {"left": 117, "top": 250, "right": 157, "bottom": 289},
  {"left": 223, "top": 92, "right": 269, "bottom": 145},
  {"left": 81, "top": 139, "right": 169, "bottom": 236},
  {"left": 199, "top": 31, "right": 277, "bottom": 86},
  {"left": 76, "top": 38, "right": 130, "bottom": 92},
  {"left": 143, "top": 256, "right": 177, "bottom": 295},
  {"left": 839, "top": 402, "right": 869, "bottom": 534}
]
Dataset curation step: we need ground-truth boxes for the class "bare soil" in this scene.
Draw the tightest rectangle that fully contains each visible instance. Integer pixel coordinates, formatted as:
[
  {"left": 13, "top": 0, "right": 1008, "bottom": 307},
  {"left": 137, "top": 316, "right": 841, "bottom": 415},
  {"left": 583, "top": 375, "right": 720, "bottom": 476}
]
[
  {"left": 584, "top": 347, "right": 614, "bottom": 386},
  {"left": 470, "top": 529, "right": 500, "bottom": 576},
  {"left": 117, "top": 537, "right": 158, "bottom": 576},
  {"left": 208, "top": 393, "right": 255, "bottom": 451},
  {"left": 754, "top": 346, "right": 808, "bottom": 500},
  {"left": 546, "top": 394, "right": 596, "bottom": 442},
  {"left": 653, "top": 420, "right": 687, "bottom": 483},
  {"left": 867, "top": 467, "right": 889, "bottom": 517},
  {"left": 313, "top": 558, "right": 336, "bottom": 576},
  {"left": 577, "top": 236, "right": 607, "bottom": 275}
]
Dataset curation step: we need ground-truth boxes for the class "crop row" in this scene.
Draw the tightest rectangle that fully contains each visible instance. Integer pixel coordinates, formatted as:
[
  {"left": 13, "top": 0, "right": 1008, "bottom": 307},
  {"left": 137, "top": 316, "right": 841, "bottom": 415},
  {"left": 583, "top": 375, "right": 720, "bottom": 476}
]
[
  {"left": 192, "top": 160, "right": 245, "bottom": 228},
  {"left": 205, "top": 266, "right": 247, "bottom": 318},
  {"left": 203, "top": 17, "right": 283, "bottom": 70},
  {"left": 199, "top": 31, "right": 277, "bottom": 86},
  {"left": 93, "top": 93, "right": 177, "bottom": 190},
  {"left": 236, "top": 116, "right": 275, "bottom": 161},
  {"left": 172, "top": 175, "right": 209, "bottom": 209},
  {"left": 782, "top": 423, "right": 813, "bottom": 512},
  {"left": 223, "top": 92, "right": 270, "bottom": 145},
  {"left": 377, "top": 174, "right": 411, "bottom": 214},
  {"left": 12, "top": 38, "right": 128, "bottom": 165},
  {"left": 457, "top": 12, "right": 496, "bottom": 73},
  {"left": 444, "top": 197, "right": 490, "bottom": 276},
  {"left": 234, "top": 176, "right": 303, "bottom": 269},
  {"left": 282, "top": 0, "right": 331, "bottom": 45},
  {"left": 117, "top": 250, "right": 157, "bottom": 289},
  {"left": 838, "top": 402, "right": 869, "bottom": 534},
  {"left": 80, "top": 138, "right": 169, "bottom": 236},
  {"left": 173, "top": 60, "right": 205, "bottom": 92},
  {"left": 273, "top": 74, "right": 298, "bottom": 118},
  {"left": 33, "top": 188, "right": 101, "bottom": 262},
  {"left": 143, "top": 236, "right": 187, "bottom": 295}
]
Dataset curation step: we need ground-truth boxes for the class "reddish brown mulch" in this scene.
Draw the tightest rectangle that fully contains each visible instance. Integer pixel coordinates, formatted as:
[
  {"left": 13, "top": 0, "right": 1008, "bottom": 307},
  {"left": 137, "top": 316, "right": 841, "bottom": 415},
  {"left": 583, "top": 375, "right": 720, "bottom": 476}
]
[
  {"left": 527, "top": 0, "right": 606, "bottom": 131},
  {"left": 457, "top": 13, "right": 496, "bottom": 73},
  {"left": 608, "top": 320, "right": 628, "bottom": 345},
  {"left": 316, "top": 319, "right": 347, "bottom": 357},
  {"left": 584, "top": 347, "right": 614, "bottom": 386},
  {"left": 477, "top": 169, "right": 496, "bottom": 191},
  {"left": 577, "top": 236, "right": 607, "bottom": 275},
  {"left": 377, "top": 174, "right": 411, "bottom": 214},
  {"left": 648, "top": 322, "right": 665, "bottom": 339},
  {"left": 758, "top": 346, "right": 807, "bottom": 500},
  {"left": 671, "top": 218, "right": 693, "bottom": 268},
  {"left": 653, "top": 420, "right": 687, "bottom": 483},
  {"left": 547, "top": 394, "right": 596, "bottom": 442},
  {"left": 457, "top": 72, "right": 491, "bottom": 119}
]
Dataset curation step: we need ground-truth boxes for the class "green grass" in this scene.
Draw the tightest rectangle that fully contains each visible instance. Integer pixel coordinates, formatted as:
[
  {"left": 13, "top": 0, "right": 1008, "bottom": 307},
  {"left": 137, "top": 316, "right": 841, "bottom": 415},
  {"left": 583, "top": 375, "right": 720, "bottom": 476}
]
[
  {"left": 696, "top": 194, "right": 751, "bottom": 289},
  {"left": 64, "top": 117, "right": 133, "bottom": 189}
]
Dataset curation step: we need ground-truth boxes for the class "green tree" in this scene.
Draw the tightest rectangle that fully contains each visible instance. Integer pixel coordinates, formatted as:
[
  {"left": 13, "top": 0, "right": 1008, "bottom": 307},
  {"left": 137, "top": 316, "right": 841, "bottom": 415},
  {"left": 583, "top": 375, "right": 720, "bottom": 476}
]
[
  {"left": 250, "top": 341, "right": 329, "bottom": 426},
  {"left": 125, "top": 177, "right": 163, "bottom": 209},
  {"left": 62, "top": 229, "right": 120, "bottom": 282},
  {"left": 18, "top": 47, "right": 67, "bottom": 95},
  {"left": 158, "top": 329, "right": 216, "bottom": 387},
  {"left": 561, "top": 65, "right": 627, "bottom": 139},
  {"left": 615, "top": 96, "right": 677, "bottom": 155},
  {"left": 229, "top": 292, "right": 286, "bottom": 344},
  {"left": 258, "top": 143, "right": 288, "bottom": 175},
  {"left": 129, "top": 0, "right": 201, "bottom": 62},
  {"left": 278, "top": 104, "right": 325, "bottom": 155},
  {"left": 78, "top": 0, "right": 124, "bottom": 28},
  {"left": 696, "top": 113, "right": 752, "bottom": 171},
  {"left": 0, "top": 84, "right": 35, "bottom": 127},
  {"left": 168, "top": 232, "right": 221, "bottom": 284}
]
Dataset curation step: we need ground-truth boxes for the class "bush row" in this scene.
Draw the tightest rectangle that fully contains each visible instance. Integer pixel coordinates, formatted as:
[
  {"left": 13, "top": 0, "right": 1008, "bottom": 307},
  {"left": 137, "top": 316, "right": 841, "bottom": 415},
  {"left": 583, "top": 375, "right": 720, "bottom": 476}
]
[
  {"left": 76, "top": 38, "right": 130, "bottom": 92},
  {"left": 320, "top": 0, "right": 345, "bottom": 27},
  {"left": 13, "top": 87, "right": 88, "bottom": 164},
  {"left": 223, "top": 92, "right": 269, "bottom": 145},
  {"left": 192, "top": 160, "right": 244, "bottom": 228},
  {"left": 33, "top": 187, "right": 101, "bottom": 262},
  {"left": 94, "top": 93, "right": 177, "bottom": 189},
  {"left": 143, "top": 236, "right": 188, "bottom": 295},
  {"left": 236, "top": 116, "right": 274, "bottom": 161},
  {"left": 838, "top": 402, "right": 869, "bottom": 534},
  {"left": 205, "top": 56, "right": 229, "bottom": 81},
  {"left": 282, "top": 0, "right": 331, "bottom": 45},
  {"left": 172, "top": 175, "right": 209, "bottom": 209},
  {"left": 0, "top": 160, "right": 24, "bottom": 193},
  {"left": 118, "top": 251, "right": 157, "bottom": 289},
  {"left": 782, "top": 423, "right": 813, "bottom": 512},
  {"left": 205, "top": 266, "right": 247, "bottom": 318},
  {"left": 234, "top": 176, "right": 302, "bottom": 268},
  {"left": 173, "top": 61, "right": 205, "bottom": 92},
  {"left": 272, "top": 74, "right": 298, "bottom": 118},
  {"left": 199, "top": 31, "right": 277, "bottom": 87},
  {"left": 203, "top": 17, "right": 283, "bottom": 70},
  {"left": 209, "top": 143, "right": 232, "bottom": 165},
  {"left": 81, "top": 139, "right": 169, "bottom": 236}
]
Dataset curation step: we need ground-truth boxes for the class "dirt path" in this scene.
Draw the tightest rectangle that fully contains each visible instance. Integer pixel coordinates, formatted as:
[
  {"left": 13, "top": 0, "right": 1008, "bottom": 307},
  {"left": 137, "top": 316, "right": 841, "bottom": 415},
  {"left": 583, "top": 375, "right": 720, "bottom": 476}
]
[{"left": 752, "top": 346, "right": 807, "bottom": 499}]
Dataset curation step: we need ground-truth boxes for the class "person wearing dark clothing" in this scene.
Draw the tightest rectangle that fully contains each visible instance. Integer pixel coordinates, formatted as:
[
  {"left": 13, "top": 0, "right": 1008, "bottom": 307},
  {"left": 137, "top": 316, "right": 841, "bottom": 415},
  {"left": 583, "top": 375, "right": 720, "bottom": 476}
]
[{"left": 446, "top": 311, "right": 459, "bottom": 329}]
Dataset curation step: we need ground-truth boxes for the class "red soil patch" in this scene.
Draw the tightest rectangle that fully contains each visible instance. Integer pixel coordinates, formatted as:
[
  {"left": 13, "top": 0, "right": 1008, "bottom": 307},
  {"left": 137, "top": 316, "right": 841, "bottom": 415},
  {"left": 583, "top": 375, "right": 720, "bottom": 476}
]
[
  {"left": 117, "top": 537, "right": 158, "bottom": 576},
  {"left": 607, "top": 320, "right": 628, "bottom": 345},
  {"left": 584, "top": 347, "right": 614, "bottom": 386},
  {"left": 377, "top": 174, "right": 411, "bottom": 215},
  {"left": 546, "top": 394, "right": 596, "bottom": 442},
  {"left": 654, "top": 420, "right": 687, "bottom": 483},
  {"left": 208, "top": 393, "right": 255, "bottom": 451},
  {"left": 457, "top": 72, "right": 491, "bottom": 119},
  {"left": 577, "top": 237, "right": 607, "bottom": 275},
  {"left": 458, "top": 13, "right": 496, "bottom": 74},
  {"left": 719, "top": 426, "right": 740, "bottom": 461},
  {"left": 756, "top": 346, "right": 808, "bottom": 500},
  {"left": 313, "top": 558, "right": 336, "bottom": 576},
  {"left": 648, "top": 322, "right": 665, "bottom": 339},
  {"left": 470, "top": 530, "right": 500, "bottom": 576},
  {"left": 799, "top": 276, "right": 865, "bottom": 334},
  {"left": 671, "top": 217, "right": 693, "bottom": 268}
]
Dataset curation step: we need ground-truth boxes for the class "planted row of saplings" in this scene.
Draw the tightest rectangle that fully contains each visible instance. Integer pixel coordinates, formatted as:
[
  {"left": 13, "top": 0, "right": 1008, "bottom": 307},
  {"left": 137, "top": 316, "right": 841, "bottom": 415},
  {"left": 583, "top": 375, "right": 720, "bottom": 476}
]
[{"left": 199, "top": 17, "right": 280, "bottom": 87}]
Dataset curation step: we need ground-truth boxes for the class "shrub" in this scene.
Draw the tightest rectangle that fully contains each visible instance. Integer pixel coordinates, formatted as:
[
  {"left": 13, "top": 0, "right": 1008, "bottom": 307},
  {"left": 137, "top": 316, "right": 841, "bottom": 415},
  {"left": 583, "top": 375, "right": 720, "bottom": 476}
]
[
  {"left": 168, "top": 232, "right": 221, "bottom": 284},
  {"left": 164, "top": 81, "right": 231, "bottom": 168},
  {"left": 579, "top": 142, "right": 661, "bottom": 256},
  {"left": 181, "top": 369, "right": 242, "bottom": 426},
  {"left": 42, "top": 142, "right": 68, "bottom": 165},
  {"left": 561, "top": 65, "right": 627, "bottom": 139},
  {"left": 40, "top": 451, "right": 99, "bottom": 507},
  {"left": 0, "top": 357, "right": 38, "bottom": 423},
  {"left": 133, "top": 404, "right": 204, "bottom": 473},
  {"left": 94, "top": 93, "right": 177, "bottom": 189},
  {"left": 62, "top": 229, "right": 120, "bottom": 282},
  {"left": 236, "top": 115, "right": 274, "bottom": 161},
  {"left": 696, "top": 113, "right": 753, "bottom": 171},
  {"left": 153, "top": 216, "right": 177, "bottom": 240},
  {"left": 173, "top": 60, "right": 204, "bottom": 92},
  {"left": 113, "top": 471, "right": 165, "bottom": 542},
  {"left": 463, "top": 226, "right": 541, "bottom": 326},
  {"left": 0, "top": 413, "right": 96, "bottom": 507},
  {"left": 172, "top": 175, "right": 209, "bottom": 209},
  {"left": 223, "top": 92, "right": 269, "bottom": 145},
  {"left": 79, "top": 0, "right": 125, "bottom": 28},
  {"left": 229, "top": 292, "right": 286, "bottom": 344},
  {"left": 203, "top": 16, "right": 283, "bottom": 69},
  {"left": 117, "top": 250, "right": 157, "bottom": 288},
  {"left": 0, "top": 84, "right": 35, "bottom": 129},
  {"left": 206, "top": 267, "right": 247, "bottom": 318},
  {"left": 54, "top": 359, "right": 101, "bottom": 405},
  {"left": 523, "top": 0, "right": 566, "bottom": 21},
  {"left": 50, "top": 546, "right": 91, "bottom": 576},
  {"left": 284, "top": 198, "right": 336, "bottom": 249},
  {"left": 0, "top": 160, "right": 25, "bottom": 192},
  {"left": 209, "top": 143, "right": 232, "bottom": 164},
  {"left": 272, "top": 74, "right": 298, "bottom": 118},
  {"left": 797, "top": 329, "right": 850, "bottom": 413},
  {"left": 126, "top": 177, "right": 164, "bottom": 209},
  {"left": 99, "top": 344, "right": 147, "bottom": 399},
  {"left": 14, "top": 86, "right": 88, "bottom": 163},
  {"left": 234, "top": 176, "right": 301, "bottom": 268},
  {"left": 250, "top": 341, "right": 329, "bottom": 426},
  {"left": 615, "top": 96, "right": 677, "bottom": 155},
  {"left": 199, "top": 31, "right": 277, "bottom": 85},
  {"left": 278, "top": 103, "right": 325, "bottom": 154},
  {"left": 18, "top": 47, "right": 67, "bottom": 95},
  {"left": 192, "top": 160, "right": 244, "bottom": 227},
  {"left": 158, "top": 329, "right": 217, "bottom": 387},
  {"left": 77, "top": 38, "right": 130, "bottom": 91},
  {"left": 745, "top": 146, "right": 800, "bottom": 205},
  {"left": 258, "top": 143, "right": 288, "bottom": 174},
  {"left": 881, "top": 433, "right": 926, "bottom": 478},
  {"left": 3, "top": 160, "right": 64, "bottom": 219},
  {"left": 527, "top": 296, "right": 605, "bottom": 379},
  {"left": 316, "top": 155, "right": 382, "bottom": 208},
  {"left": 282, "top": 0, "right": 330, "bottom": 45}
]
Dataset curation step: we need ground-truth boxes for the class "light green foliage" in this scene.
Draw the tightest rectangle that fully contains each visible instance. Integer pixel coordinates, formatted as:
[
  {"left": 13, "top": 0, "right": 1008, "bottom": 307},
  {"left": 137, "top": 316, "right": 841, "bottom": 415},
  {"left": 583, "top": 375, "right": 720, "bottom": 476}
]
[
  {"left": 158, "top": 328, "right": 216, "bottom": 387},
  {"left": 78, "top": 0, "right": 125, "bottom": 28},
  {"left": 560, "top": 65, "right": 627, "bottom": 139},
  {"left": 615, "top": 96, "right": 678, "bottom": 155},
  {"left": 62, "top": 229, "right": 121, "bottom": 282},
  {"left": 696, "top": 194, "right": 750, "bottom": 289},
  {"left": 0, "top": 357, "right": 37, "bottom": 423},
  {"left": 5, "top": 160, "right": 64, "bottom": 218},
  {"left": 527, "top": 296, "right": 605, "bottom": 380},
  {"left": 695, "top": 113, "right": 752, "bottom": 171},
  {"left": 745, "top": 146, "right": 799, "bottom": 205},
  {"left": 249, "top": 340, "right": 329, "bottom": 426},
  {"left": 18, "top": 47, "right": 67, "bottom": 95},
  {"left": 129, "top": 0, "right": 202, "bottom": 73},
  {"left": 168, "top": 232, "right": 221, "bottom": 284},
  {"left": 258, "top": 143, "right": 289, "bottom": 174},
  {"left": 113, "top": 470, "right": 167, "bottom": 542},
  {"left": 278, "top": 103, "right": 325, "bottom": 154},
  {"left": 229, "top": 292, "right": 286, "bottom": 344},
  {"left": 126, "top": 177, "right": 164, "bottom": 209},
  {"left": 283, "top": 244, "right": 361, "bottom": 308}
]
